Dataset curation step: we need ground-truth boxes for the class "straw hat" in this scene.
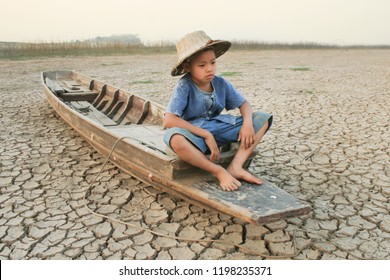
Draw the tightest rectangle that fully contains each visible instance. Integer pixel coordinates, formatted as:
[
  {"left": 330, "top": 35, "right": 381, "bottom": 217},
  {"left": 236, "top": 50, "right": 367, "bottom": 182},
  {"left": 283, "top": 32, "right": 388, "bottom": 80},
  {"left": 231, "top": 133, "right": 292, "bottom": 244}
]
[{"left": 171, "top": 31, "right": 231, "bottom": 76}]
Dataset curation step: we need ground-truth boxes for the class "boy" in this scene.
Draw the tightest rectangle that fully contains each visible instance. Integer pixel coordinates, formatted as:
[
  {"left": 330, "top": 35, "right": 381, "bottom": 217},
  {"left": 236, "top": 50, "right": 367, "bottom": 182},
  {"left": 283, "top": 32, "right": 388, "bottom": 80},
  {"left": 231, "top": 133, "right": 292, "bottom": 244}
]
[{"left": 163, "top": 31, "right": 272, "bottom": 191}]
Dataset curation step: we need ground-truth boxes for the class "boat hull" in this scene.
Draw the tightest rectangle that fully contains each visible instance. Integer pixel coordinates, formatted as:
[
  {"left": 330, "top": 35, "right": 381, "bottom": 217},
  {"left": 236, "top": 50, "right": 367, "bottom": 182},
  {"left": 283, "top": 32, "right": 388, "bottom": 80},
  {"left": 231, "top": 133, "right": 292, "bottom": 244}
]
[{"left": 42, "top": 70, "right": 311, "bottom": 225}]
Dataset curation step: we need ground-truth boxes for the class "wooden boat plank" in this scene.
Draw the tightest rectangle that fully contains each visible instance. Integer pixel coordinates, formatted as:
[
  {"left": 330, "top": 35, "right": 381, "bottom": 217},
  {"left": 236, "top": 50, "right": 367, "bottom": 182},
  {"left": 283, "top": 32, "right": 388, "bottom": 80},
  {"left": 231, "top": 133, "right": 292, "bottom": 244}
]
[
  {"left": 144, "top": 173, "right": 311, "bottom": 225},
  {"left": 59, "top": 80, "right": 86, "bottom": 93},
  {"left": 69, "top": 101, "right": 117, "bottom": 126},
  {"left": 59, "top": 92, "right": 99, "bottom": 102},
  {"left": 62, "top": 80, "right": 81, "bottom": 87},
  {"left": 45, "top": 77, "right": 65, "bottom": 94},
  {"left": 106, "top": 125, "right": 168, "bottom": 155},
  {"left": 189, "top": 180, "right": 311, "bottom": 224}
]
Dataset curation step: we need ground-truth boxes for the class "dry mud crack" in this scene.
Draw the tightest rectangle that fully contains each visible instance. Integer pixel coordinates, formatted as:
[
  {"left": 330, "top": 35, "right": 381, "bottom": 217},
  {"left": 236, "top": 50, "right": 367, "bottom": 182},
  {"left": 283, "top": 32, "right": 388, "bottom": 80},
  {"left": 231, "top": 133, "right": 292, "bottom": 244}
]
[{"left": 0, "top": 49, "right": 389, "bottom": 260}]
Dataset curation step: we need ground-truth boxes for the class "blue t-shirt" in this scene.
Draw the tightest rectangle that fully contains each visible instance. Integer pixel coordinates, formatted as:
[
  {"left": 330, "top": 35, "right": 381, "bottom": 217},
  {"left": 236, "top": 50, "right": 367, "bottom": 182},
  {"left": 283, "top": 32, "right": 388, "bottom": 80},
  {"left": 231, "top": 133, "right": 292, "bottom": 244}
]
[{"left": 166, "top": 74, "right": 245, "bottom": 127}]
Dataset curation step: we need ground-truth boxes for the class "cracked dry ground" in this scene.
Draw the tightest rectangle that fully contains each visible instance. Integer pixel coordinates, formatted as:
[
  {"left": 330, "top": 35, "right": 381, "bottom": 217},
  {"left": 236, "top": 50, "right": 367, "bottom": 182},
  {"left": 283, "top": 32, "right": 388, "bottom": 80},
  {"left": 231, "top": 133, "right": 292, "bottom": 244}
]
[{"left": 0, "top": 49, "right": 389, "bottom": 260}]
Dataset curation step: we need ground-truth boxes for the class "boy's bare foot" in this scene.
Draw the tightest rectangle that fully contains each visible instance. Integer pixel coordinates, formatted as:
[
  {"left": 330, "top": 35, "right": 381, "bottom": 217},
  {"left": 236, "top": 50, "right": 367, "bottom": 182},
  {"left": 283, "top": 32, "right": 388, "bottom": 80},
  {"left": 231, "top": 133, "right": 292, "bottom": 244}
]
[
  {"left": 227, "top": 165, "right": 263, "bottom": 185},
  {"left": 213, "top": 166, "right": 242, "bottom": 191}
]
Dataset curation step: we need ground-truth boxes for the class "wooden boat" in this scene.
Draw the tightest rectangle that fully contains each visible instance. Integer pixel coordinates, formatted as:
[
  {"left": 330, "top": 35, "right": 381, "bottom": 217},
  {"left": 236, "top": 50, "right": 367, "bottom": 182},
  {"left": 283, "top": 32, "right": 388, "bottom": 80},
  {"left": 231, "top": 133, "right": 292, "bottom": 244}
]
[{"left": 41, "top": 70, "right": 311, "bottom": 225}]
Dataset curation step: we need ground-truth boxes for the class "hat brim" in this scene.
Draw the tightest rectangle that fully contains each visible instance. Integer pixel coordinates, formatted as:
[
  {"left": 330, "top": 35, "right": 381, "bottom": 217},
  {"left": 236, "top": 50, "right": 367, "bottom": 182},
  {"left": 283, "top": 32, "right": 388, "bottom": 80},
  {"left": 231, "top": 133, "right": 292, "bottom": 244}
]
[{"left": 171, "top": 40, "right": 231, "bottom": 76}]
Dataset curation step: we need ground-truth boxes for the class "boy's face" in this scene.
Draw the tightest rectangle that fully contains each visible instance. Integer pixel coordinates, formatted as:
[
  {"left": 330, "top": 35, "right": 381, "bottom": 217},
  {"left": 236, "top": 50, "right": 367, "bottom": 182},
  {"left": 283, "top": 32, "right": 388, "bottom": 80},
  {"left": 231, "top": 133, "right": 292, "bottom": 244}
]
[{"left": 184, "top": 49, "right": 216, "bottom": 87}]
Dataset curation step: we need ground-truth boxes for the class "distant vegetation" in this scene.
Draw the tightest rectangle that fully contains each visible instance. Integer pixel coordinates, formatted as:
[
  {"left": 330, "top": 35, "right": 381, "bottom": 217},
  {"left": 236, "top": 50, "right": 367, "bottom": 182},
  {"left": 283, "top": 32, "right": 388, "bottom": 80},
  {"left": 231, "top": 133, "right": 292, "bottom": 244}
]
[
  {"left": 0, "top": 41, "right": 175, "bottom": 60},
  {"left": 230, "top": 40, "right": 390, "bottom": 50},
  {"left": 0, "top": 34, "right": 174, "bottom": 60},
  {"left": 289, "top": 67, "right": 311, "bottom": 71},
  {"left": 1, "top": 34, "right": 389, "bottom": 60},
  {"left": 220, "top": 71, "right": 241, "bottom": 77},
  {"left": 90, "top": 34, "right": 141, "bottom": 44}
]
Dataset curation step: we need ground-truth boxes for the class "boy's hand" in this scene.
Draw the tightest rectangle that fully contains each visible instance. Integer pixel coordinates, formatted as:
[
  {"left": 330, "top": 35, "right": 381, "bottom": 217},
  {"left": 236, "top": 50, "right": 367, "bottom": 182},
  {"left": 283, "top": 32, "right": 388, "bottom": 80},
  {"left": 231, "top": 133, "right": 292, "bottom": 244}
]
[
  {"left": 205, "top": 133, "right": 220, "bottom": 161},
  {"left": 238, "top": 122, "right": 255, "bottom": 149}
]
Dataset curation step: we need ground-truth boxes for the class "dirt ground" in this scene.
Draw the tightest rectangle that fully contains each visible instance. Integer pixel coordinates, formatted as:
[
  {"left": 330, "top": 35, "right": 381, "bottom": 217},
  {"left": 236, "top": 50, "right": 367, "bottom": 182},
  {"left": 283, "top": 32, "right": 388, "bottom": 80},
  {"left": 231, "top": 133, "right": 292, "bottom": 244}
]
[{"left": 0, "top": 49, "right": 389, "bottom": 260}]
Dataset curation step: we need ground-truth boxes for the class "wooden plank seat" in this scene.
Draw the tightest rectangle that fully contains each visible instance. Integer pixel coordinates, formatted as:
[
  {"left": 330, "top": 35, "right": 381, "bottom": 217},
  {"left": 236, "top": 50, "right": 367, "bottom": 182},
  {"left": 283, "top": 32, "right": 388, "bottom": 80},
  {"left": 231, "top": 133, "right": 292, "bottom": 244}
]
[
  {"left": 59, "top": 91, "right": 98, "bottom": 102},
  {"left": 45, "top": 77, "right": 98, "bottom": 102},
  {"left": 68, "top": 101, "right": 117, "bottom": 126},
  {"left": 45, "top": 77, "right": 65, "bottom": 94},
  {"left": 107, "top": 125, "right": 168, "bottom": 156}
]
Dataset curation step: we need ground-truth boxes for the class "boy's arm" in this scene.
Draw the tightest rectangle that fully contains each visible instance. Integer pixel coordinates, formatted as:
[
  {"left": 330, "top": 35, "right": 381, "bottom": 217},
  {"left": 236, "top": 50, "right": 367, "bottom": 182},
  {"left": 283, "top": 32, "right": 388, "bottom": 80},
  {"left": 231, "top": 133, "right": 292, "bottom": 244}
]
[
  {"left": 163, "top": 113, "right": 220, "bottom": 161},
  {"left": 238, "top": 101, "right": 255, "bottom": 149},
  {"left": 163, "top": 113, "right": 210, "bottom": 138}
]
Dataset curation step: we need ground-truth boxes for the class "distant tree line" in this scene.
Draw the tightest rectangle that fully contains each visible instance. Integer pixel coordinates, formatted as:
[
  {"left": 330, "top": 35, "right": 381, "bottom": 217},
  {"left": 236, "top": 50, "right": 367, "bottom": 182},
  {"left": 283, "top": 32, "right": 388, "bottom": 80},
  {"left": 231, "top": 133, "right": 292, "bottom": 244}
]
[
  {"left": 85, "top": 34, "right": 142, "bottom": 44},
  {"left": 1, "top": 35, "right": 389, "bottom": 60}
]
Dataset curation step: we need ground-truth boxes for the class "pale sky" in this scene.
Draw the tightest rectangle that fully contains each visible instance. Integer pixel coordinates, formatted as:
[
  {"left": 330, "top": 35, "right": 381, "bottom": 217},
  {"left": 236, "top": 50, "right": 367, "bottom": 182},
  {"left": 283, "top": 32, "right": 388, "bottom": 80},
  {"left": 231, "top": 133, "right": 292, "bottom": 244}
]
[{"left": 1, "top": 0, "right": 389, "bottom": 45}]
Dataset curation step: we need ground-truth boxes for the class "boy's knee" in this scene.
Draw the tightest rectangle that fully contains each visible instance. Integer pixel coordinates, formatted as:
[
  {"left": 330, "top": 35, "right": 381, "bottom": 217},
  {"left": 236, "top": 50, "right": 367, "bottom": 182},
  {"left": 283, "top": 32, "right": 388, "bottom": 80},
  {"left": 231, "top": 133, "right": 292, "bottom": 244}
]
[
  {"left": 252, "top": 111, "right": 263, "bottom": 122},
  {"left": 252, "top": 112, "right": 273, "bottom": 133},
  {"left": 170, "top": 134, "right": 186, "bottom": 151}
]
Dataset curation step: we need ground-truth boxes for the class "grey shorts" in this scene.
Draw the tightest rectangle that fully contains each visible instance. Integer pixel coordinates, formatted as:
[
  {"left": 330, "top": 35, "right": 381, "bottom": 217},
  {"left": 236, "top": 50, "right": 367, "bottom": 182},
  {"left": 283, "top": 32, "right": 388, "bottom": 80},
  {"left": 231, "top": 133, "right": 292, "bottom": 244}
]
[{"left": 164, "top": 111, "right": 273, "bottom": 154}]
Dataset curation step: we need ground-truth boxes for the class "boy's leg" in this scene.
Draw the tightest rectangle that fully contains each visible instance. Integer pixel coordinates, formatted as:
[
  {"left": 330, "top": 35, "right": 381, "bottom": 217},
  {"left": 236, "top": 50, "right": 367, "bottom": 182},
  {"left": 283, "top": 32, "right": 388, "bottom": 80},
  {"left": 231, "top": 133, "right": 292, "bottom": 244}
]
[
  {"left": 169, "top": 134, "right": 241, "bottom": 191},
  {"left": 227, "top": 121, "right": 269, "bottom": 184}
]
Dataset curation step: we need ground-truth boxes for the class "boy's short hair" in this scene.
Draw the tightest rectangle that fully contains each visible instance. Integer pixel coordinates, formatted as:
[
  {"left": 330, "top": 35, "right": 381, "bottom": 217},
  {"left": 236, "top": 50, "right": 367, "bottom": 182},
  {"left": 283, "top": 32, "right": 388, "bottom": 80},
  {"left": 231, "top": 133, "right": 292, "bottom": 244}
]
[{"left": 185, "top": 46, "right": 215, "bottom": 64}]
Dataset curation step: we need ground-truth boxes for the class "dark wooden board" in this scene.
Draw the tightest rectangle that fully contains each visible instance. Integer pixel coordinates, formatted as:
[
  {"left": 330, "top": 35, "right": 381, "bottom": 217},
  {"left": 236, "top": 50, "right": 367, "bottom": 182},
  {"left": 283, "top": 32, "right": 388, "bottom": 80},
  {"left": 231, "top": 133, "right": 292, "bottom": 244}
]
[{"left": 191, "top": 180, "right": 311, "bottom": 224}]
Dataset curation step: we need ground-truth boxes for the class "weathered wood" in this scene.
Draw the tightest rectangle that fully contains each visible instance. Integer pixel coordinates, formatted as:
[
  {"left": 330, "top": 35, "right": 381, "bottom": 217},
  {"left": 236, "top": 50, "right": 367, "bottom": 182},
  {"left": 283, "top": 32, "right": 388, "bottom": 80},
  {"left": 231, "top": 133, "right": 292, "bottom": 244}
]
[
  {"left": 107, "top": 125, "right": 168, "bottom": 155},
  {"left": 62, "top": 80, "right": 81, "bottom": 90},
  {"left": 58, "top": 92, "right": 98, "bottom": 102},
  {"left": 115, "top": 95, "right": 134, "bottom": 124},
  {"left": 191, "top": 180, "right": 310, "bottom": 224},
  {"left": 45, "top": 77, "right": 65, "bottom": 94},
  {"left": 136, "top": 100, "right": 150, "bottom": 124},
  {"left": 92, "top": 84, "right": 107, "bottom": 107},
  {"left": 41, "top": 70, "right": 311, "bottom": 224},
  {"left": 103, "top": 89, "right": 120, "bottom": 115},
  {"left": 69, "top": 101, "right": 117, "bottom": 126},
  {"left": 94, "top": 84, "right": 119, "bottom": 113}
]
